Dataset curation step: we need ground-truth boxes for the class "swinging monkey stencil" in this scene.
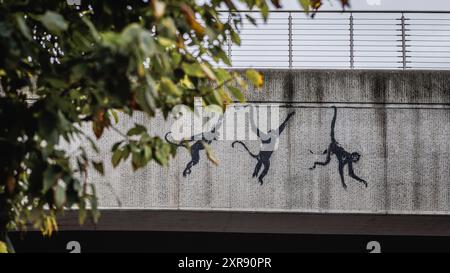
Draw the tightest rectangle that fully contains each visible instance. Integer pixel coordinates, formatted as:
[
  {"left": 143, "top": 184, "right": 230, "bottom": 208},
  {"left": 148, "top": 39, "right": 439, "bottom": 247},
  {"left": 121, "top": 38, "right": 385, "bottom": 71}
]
[
  {"left": 232, "top": 107, "right": 295, "bottom": 185},
  {"left": 309, "top": 106, "right": 367, "bottom": 189},
  {"left": 166, "top": 117, "right": 223, "bottom": 177}
]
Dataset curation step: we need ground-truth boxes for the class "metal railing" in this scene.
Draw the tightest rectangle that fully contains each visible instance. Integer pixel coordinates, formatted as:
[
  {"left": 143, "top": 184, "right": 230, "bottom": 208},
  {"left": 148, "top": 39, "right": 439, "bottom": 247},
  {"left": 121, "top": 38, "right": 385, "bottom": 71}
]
[{"left": 220, "top": 10, "right": 450, "bottom": 70}]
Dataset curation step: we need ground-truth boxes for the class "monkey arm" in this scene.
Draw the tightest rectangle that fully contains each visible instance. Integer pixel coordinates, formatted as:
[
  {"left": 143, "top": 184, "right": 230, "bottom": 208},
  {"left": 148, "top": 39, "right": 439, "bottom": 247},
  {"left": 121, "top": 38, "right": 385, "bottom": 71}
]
[
  {"left": 277, "top": 112, "right": 295, "bottom": 135},
  {"left": 249, "top": 109, "right": 262, "bottom": 138},
  {"left": 321, "top": 144, "right": 333, "bottom": 163},
  {"left": 348, "top": 162, "right": 368, "bottom": 186},
  {"left": 211, "top": 116, "right": 224, "bottom": 132}
]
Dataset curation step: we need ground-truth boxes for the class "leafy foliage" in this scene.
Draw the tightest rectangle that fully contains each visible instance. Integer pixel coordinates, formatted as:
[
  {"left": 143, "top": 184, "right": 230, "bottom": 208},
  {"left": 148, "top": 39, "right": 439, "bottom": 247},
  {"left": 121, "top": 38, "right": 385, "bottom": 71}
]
[
  {"left": 0, "top": 0, "right": 349, "bottom": 240},
  {"left": 0, "top": 241, "right": 7, "bottom": 253}
]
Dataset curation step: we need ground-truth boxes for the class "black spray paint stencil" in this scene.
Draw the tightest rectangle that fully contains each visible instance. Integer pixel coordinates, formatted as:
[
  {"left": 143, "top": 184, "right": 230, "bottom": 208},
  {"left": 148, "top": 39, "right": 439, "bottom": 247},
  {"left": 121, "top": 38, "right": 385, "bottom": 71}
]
[
  {"left": 309, "top": 106, "right": 367, "bottom": 189},
  {"left": 165, "top": 118, "right": 223, "bottom": 177},
  {"left": 232, "top": 111, "right": 295, "bottom": 185}
]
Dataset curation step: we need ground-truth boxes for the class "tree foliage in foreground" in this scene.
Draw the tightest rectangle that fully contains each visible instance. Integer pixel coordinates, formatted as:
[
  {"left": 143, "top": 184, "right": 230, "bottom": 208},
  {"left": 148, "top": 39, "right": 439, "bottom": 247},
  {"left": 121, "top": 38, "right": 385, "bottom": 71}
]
[{"left": 0, "top": 0, "right": 349, "bottom": 252}]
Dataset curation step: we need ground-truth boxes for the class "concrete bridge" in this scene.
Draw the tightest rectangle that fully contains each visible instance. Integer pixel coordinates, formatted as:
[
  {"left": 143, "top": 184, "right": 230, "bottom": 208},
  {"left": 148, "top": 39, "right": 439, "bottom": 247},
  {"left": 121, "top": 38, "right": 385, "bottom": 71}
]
[{"left": 60, "top": 69, "right": 450, "bottom": 236}]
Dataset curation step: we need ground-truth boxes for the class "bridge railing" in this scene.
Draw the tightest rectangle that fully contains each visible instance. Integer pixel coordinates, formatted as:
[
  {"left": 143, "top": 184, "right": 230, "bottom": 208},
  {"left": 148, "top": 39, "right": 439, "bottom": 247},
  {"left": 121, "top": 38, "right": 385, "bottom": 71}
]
[{"left": 218, "top": 11, "right": 450, "bottom": 70}]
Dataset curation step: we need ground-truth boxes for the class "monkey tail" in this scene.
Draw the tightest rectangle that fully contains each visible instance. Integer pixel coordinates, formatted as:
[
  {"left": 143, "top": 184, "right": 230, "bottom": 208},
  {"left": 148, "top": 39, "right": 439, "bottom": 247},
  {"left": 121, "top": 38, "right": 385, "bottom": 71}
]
[
  {"left": 165, "top": 132, "right": 189, "bottom": 149},
  {"left": 331, "top": 106, "right": 337, "bottom": 142},
  {"left": 232, "top": 141, "right": 258, "bottom": 158}
]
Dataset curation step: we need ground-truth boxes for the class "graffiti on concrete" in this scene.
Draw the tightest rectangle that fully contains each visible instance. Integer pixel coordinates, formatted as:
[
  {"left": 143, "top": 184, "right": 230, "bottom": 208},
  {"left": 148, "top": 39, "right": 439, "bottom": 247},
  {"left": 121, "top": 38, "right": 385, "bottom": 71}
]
[
  {"left": 232, "top": 111, "right": 296, "bottom": 185},
  {"left": 165, "top": 118, "right": 223, "bottom": 177},
  {"left": 309, "top": 106, "right": 367, "bottom": 189}
]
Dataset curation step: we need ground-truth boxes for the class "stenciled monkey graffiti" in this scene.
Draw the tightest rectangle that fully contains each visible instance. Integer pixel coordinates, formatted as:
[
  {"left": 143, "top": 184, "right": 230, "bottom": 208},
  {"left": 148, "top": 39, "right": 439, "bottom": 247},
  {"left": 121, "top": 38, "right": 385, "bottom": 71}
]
[
  {"left": 166, "top": 117, "right": 223, "bottom": 177},
  {"left": 309, "top": 106, "right": 367, "bottom": 189},
  {"left": 232, "top": 109, "right": 295, "bottom": 185},
  {"left": 164, "top": 99, "right": 368, "bottom": 190}
]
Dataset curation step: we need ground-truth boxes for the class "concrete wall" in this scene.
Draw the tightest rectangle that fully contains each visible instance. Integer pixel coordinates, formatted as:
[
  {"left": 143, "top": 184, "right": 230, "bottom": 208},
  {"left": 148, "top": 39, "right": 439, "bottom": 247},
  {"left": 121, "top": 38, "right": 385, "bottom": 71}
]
[{"left": 91, "top": 70, "right": 450, "bottom": 216}]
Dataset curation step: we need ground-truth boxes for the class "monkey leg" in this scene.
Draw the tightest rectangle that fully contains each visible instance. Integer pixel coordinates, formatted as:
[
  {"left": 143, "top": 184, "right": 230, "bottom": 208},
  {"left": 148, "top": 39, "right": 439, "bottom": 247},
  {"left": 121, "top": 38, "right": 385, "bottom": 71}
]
[
  {"left": 183, "top": 151, "right": 201, "bottom": 177},
  {"left": 258, "top": 161, "right": 271, "bottom": 185},
  {"left": 183, "top": 161, "right": 193, "bottom": 177},
  {"left": 338, "top": 164, "right": 347, "bottom": 189},
  {"left": 253, "top": 161, "right": 262, "bottom": 178}
]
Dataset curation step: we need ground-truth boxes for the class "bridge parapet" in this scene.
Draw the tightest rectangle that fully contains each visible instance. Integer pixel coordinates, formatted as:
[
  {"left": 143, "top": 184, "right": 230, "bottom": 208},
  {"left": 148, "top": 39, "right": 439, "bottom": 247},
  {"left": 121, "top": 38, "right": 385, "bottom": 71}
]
[{"left": 86, "top": 70, "right": 450, "bottom": 221}]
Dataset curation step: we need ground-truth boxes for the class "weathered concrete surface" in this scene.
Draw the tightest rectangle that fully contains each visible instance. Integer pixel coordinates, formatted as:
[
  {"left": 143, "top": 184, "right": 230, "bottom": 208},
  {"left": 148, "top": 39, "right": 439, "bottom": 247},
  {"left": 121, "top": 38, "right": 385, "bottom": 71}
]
[
  {"left": 243, "top": 69, "right": 450, "bottom": 104},
  {"left": 57, "top": 210, "right": 450, "bottom": 236},
  {"left": 88, "top": 70, "right": 450, "bottom": 219}
]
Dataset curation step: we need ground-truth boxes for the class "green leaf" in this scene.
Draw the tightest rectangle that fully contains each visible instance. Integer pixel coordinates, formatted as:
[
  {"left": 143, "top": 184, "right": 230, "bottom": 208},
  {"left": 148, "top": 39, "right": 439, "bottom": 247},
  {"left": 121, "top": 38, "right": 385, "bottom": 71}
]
[
  {"left": 154, "top": 140, "right": 170, "bottom": 166},
  {"left": 171, "top": 51, "right": 182, "bottom": 66},
  {"left": 78, "top": 200, "right": 87, "bottom": 225},
  {"left": 15, "top": 14, "right": 31, "bottom": 40},
  {"left": 230, "top": 31, "right": 241, "bottom": 46},
  {"left": 182, "top": 63, "right": 205, "bottom": 78},
  {"left": 109, "top": 110, "right": 119, "bottom": 124},
  {"left": 43, "top": 167, "right": 58, "bottom": 193},
  {"left": 0, "top": 241, "right": 7, "bottom": 253},
  {"left": 131, "top": 150, "right": 143, "bottom": 170},
  {"left": 122, "top": 145, "right": 131, "bottom": 161},
  {"left": 157, "top": 37, "right": 175, "bottom": 47},
  {"left": 89, "top": 184, "right": 100, "bottom": 223},
  {"left": 234, "top": 73, "right": 248, "bottom": 89},
  {"left": 214, "top": 49, "right": 231, "bottom": 66},
  {"left": 87, "top": 137, "right": 100, "bottom": 154},
  {"left": 111, "top": 149, "right": 122, "bottom": 168},
  {"left": 42, "top": 77, "right": 69, "bottom": 89},
  {"left": 299, "top": 0, "right": 311, "bottom": 12},
  {"left": 227, "top": 86, "right": 246, "bottom": 102},
  {"left": 160, "top": 77, "right": 182, "bottom": 96},
  {"left": 111, "top": 142, "right": 122, "bottom": 152},
  {"left": 92, "top": 161, "right": 104, "bottom": 175},
  {"left": 54, "top": 185, "right": 66, "bottom": 208},
  {"left": 144, "top": 145, "right": 152, "bottom": 162},
  {"left": 127, "top": 124, "right": 147, "bottom": 136},
  {"left": 180, "top": 75, "right": 194, "bottom": 89},
  {"left": 38, "top": 11, "right": 68, "bottom": 35},
  {"left": 81, "top": 16, "right": 101, "bottom": 41},
  {"left": 216, "top": 68, "right": 232, "bottom": 84},
  {"left": 207, "top": 88, "right": 223, "bottom": 108},
  {"left": 139, "top": 30, "right": 157, "bottom": 56},
  {"left": 135, "top": 83, "right": 156, "bottom": 116},
  {"left": 245, "top": 69, "right": 264, "bottom": 89},
  {"left": 203, "top": 142, "right": 219, "bottom": 165},
  {"left": 161, "top": 18, "right": 177, "bottom": 37},
  {"left": 259, "top": 3, "right": 269, "bottom": 21},
  {"left": 200, "top": 63, "right": 217, "bottom": 81}
]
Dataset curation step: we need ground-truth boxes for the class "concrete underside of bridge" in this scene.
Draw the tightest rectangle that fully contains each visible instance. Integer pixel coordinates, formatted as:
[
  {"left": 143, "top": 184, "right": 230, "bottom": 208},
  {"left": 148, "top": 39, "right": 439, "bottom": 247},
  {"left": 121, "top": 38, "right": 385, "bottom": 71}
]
[
  {"left": 58, "top": 210, "right": 450, "bottom": 236},
  {"left": 66, "top": 69, "right": 450, "bottom": 235}
]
